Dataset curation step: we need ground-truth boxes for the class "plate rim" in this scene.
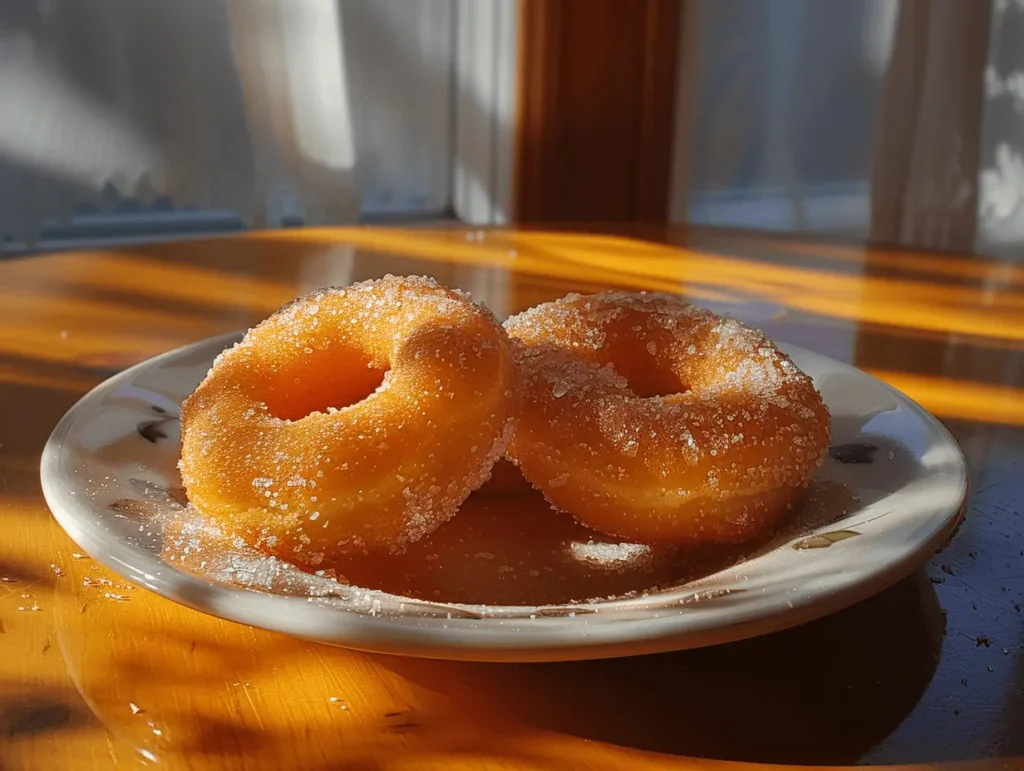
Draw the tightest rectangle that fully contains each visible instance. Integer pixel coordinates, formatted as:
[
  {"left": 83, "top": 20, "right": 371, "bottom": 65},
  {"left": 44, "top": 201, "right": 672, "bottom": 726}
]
[{"left": 40, "top": 332, "right": 970, "bottom": 662}]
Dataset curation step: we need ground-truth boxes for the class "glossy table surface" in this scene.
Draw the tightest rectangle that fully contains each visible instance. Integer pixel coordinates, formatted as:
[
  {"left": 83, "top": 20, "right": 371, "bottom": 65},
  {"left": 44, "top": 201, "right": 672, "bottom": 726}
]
[{"left": 0, "top": 227, "right": 1021, "bottom": 770}]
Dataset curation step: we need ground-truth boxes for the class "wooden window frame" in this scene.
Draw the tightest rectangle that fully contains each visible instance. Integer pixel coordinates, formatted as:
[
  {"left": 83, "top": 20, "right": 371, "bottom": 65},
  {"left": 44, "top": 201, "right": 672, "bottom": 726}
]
[
  {"left": 451, "top": 0, "right": 685, "bottom": 227},
  {"left": 511, "top": 0, "right": 683, "bottom": 225}
]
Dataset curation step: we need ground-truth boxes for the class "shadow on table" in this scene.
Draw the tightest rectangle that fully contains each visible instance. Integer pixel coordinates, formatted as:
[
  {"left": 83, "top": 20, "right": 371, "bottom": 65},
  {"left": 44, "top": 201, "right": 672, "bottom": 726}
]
[{"left": 384, "top": 571, "right": 947, "bottom": 766}]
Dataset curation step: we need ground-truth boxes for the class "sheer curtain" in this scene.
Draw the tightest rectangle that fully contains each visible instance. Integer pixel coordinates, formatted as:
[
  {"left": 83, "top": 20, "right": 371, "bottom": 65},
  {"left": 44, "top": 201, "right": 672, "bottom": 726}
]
[
  {"left": 672, "top": 0, "right": 896, "bottom": 236},
  {"left": 979, "top": 0, "right": 1024, "bottom": 251},
  {"left": 673, "top": 0, "right": 1001, "bottom": 256},
  {"left": 870, "top": 0, "right": 990, "bottom": 252},
  {"left": 0, "top": 0, "right": 359, "bottom": 244}
]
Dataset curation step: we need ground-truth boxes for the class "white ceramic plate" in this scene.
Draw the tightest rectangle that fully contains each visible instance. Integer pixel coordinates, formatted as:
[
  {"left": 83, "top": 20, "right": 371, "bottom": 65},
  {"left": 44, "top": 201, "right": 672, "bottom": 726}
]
[{"left": 41, "top": 332, "right": 968, "bottom": 662}]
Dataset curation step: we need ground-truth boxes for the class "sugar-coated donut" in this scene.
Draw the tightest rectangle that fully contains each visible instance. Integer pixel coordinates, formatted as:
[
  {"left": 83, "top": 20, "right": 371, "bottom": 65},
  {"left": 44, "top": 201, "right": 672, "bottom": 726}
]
[
  {"left": 179, "top": 275, "right": 515, "bottom": 565},
  {"left": 504, "top": 291, "right": 831, "bottom": 545}
]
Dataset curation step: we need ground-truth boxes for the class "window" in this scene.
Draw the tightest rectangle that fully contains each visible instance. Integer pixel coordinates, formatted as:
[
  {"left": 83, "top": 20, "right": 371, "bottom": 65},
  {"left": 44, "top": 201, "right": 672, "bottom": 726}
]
[
  {"left": 673, "top": 0, "right": 895, "bottom": 237},
  {"left": 0, "top": 0, "right": 520, "bottom": 253}
]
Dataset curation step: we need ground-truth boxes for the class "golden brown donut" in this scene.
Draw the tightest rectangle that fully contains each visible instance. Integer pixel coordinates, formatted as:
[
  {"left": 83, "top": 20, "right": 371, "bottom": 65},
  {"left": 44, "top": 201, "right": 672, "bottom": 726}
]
[
  {"left": 178, "top": 275, "right": 515, "bottom": 565},
  {"left": 504, "top": 291, "right": 831, "bottom": 545}
]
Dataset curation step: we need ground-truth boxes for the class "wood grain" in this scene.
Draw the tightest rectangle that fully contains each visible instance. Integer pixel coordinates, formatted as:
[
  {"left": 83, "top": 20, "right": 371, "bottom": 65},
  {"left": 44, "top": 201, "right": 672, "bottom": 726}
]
[
  {"left": 513, "top": 0, "right": 681, "bottom": 223},
  {"left": 1, "top": 227, "right": 1023, "bottom": 769}
]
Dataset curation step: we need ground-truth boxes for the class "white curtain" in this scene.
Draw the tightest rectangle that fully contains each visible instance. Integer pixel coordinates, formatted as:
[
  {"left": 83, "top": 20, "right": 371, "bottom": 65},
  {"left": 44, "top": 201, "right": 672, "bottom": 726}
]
[
  {"left": 672, "top": 0, "right": 898, "bottom": 234},
  {"left": 978, "top": 0, "right": 1024, "bottom": 250},
  {"left": 0, "top": 0, "right": 360, "bottom": 243},
  {"left": 869, "top": 0, "right": 990, "bottom": 252},
  {"left": 673, "top": 0, "right": 999, "bottom": 255}
]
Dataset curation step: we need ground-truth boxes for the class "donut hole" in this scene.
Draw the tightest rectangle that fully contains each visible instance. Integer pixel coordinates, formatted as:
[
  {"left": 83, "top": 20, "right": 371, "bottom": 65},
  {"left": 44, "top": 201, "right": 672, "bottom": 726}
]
[
  {"left": 258, "top": 344, "right": 389, "bottom": 421},
  {"left": 619, "top": 363, "right": 689, "bottom": 399},
  {"left": 603, "top": 336, "right": 689, "bottom": 399}
]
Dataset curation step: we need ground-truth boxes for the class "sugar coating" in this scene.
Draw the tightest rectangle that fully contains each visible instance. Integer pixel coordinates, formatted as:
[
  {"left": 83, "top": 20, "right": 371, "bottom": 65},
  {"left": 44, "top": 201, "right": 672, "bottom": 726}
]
[
  {"left": 568, "top": 540, "right": 656, "bottom": 570},
  {"left": 504, "top": 290, "right": 832, "bottom": 545},
  {"left": 179, "top": 274, "right": 516, "bottom": 567}
]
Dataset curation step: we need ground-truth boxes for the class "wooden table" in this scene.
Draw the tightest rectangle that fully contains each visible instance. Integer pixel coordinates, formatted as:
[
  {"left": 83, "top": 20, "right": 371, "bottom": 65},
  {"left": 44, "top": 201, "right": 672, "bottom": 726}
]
[{"left": 1, "top": 227, "right": 1021, "bottom": 770}]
